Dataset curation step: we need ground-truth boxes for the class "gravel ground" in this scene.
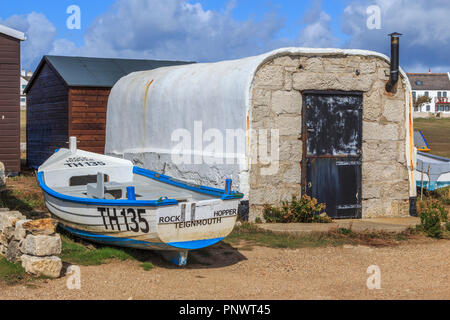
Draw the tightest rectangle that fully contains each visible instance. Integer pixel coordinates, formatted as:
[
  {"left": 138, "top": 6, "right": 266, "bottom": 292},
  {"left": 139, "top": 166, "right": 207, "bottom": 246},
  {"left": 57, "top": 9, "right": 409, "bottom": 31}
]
[{"left": 1, "top": 239, "right": 449, "bottom": 300}]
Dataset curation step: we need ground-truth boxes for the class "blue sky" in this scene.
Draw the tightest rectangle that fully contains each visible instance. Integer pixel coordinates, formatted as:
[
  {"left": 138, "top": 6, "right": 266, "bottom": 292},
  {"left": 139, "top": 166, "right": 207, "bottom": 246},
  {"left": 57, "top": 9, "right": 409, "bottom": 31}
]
[{"left": 0, "top": 0, "right": 449, "bottom": 72}]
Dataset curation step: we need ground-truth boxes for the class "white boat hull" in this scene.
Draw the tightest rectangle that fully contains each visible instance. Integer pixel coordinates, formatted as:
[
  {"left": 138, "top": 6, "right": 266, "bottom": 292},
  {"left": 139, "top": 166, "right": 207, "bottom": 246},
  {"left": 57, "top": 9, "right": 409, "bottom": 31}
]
[{"left": 43, "top": 191, "right": 239, "bottom": 251}]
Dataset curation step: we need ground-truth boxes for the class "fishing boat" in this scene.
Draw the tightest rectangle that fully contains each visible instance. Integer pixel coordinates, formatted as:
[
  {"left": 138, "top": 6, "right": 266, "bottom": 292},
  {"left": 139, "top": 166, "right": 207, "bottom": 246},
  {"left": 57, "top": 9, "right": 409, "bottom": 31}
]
[
  {"left": 37, "top": 137, "right": 244, "bottom": 266},
  {"left": 415, "top": 151, "right": 450, "bottom": 191}
]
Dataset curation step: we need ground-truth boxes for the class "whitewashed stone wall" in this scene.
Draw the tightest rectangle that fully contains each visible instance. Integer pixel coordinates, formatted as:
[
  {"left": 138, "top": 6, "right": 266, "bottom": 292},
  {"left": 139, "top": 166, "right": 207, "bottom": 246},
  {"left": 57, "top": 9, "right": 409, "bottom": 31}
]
[{"left": 249, "top": 54, "right": 410, "bottom": 220}]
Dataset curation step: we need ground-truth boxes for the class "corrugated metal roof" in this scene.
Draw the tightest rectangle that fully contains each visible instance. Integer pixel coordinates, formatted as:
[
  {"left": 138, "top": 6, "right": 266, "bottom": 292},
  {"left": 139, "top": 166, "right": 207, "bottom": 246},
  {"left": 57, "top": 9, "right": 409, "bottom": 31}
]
[
  {"left": 26, "top": 55, "right": 193, "bottom": 91},
  {"left": 407, "top": 73, "right": 450, "bottom": 90}
]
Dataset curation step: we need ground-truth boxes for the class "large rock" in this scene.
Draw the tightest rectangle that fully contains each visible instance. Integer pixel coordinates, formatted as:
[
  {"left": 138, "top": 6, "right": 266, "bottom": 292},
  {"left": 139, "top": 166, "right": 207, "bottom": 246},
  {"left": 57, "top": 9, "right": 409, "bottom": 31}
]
[
  {"left": 6, "top": 240, "right": 21, "bottom": 263},
  {"left": 14, "top": 219, "right": 32, "bottom": 241},
  {"left": 20, "top": 234, "right": 61, "bottom": 257},
  {"left": 0, "top": 211, "right": 25, "bottom": 232},
  {"left": 2, "top": 226, "right": 15, "bottom": 242},
  {"left": 20, "top": 255, "right": 62, "bottom": 278},
  {"left": 21, "top": 218, "right": 57, "bottom": 236}
]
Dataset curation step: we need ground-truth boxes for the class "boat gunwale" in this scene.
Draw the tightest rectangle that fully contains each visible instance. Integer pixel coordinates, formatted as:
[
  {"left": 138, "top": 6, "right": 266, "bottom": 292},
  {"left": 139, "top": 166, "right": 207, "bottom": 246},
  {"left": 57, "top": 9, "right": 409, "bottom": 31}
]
[{"left": 38, "top": 166, "right": 244, "bottom": 207}]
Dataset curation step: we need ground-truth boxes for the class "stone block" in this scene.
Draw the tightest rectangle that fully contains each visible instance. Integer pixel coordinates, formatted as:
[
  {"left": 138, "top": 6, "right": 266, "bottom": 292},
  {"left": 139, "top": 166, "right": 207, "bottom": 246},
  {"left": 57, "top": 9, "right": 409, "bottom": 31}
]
[
  {"left": 363, "top": 91, "right": 382, "bottom": 121},
  {"left": 14, "top": 219, "right": 31, "bottom": 241},
  {"left": 22, "top": 218, "right": 57, "bottom": 236},
  {"left": 303, "top": 57, "right": 323, "bottom": 72},
  {"left": 363, "top": 199, "right": 393, "bottom": 218},
  {"left": 363, "top": 162, "right": 408, "bottom": 182},
  {"left": 253, "top": 88, "right": 271, "bottom": 107},
  {"left": 359, "top": 61, "right": 377, "bottom": 74},
  {"left": 0, "top": 211, "right": 25, "bottom": 232},
  {"left": 252, "top": 104, "right": 270, "bottom": 122},
  {"left": 383, "top": 98, "right": 406, "bottom": 123},
  {"left": 20, "top": 255, "right": 62, "bottom": 278},
  {"left": 254, "top": 65, "right": 284, "bottom": 89},
  {"left": 363, "top": 121, "right": 399, "bottom": 141},
  {"left": 20, "top": 234, "right": 61, "bottom": 257},
  {"left": 279, "top": 138, "right": 302, "bottom": 161},
  {"left": 6, "top": 240, "right": 21, "bottom": 263},
  {"left": 271, "top": 90, "right": 302, "bottom": 115},
  {"left": 273, "top": 56, "right": 301, "bottom": 68},
  {"left": 293, "top": 72, "right": 374, "bottom": 92},
  {"left": 272, "top": 115, "right": 302, "bottom": 136},
  {"left": 2, "top": 226, "right": 15, "bottom": 241},
  {"left": 362, "top": 182, "right": 381, "bottom": 199},
  {"left": 362, "top": 141, "right": 400, "bottom": 162}
]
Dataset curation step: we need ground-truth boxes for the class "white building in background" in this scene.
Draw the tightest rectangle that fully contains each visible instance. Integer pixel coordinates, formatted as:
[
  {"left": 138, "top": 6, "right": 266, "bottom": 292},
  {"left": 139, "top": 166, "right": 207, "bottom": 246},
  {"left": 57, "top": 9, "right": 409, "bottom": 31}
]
[
  {"left": 408, "top": 72, "right": 450, "bottom": 114},
  {"left": 20, "top": 70, "right": 32, "bottom": 110}
]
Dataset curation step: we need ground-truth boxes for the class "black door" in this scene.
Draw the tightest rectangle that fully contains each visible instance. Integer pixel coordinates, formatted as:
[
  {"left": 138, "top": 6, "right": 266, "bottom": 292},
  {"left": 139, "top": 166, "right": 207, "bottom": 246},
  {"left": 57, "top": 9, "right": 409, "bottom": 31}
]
[{"left": 302, "top": 91, "right": 362, "bottom": 219}]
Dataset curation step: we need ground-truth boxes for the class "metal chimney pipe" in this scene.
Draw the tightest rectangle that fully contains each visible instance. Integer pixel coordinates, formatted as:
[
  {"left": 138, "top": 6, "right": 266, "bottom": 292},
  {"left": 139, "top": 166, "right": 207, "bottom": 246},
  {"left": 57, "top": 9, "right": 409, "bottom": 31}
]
[{"left": 386, "top": 32, "right": 402, "bottom": 93}]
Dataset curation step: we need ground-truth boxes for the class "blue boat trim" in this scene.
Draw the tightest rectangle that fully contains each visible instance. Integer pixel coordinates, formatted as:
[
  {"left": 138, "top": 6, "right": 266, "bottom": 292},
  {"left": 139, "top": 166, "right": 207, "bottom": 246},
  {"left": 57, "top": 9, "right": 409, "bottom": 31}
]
[
  {"left": 38, "top": 171, "right": 178, "bottom": 207},
  {"left": 38, "top": 167, "right": 244, "bottom": 206},
  {"left": 168, "top": 237, "right": 225, "bottom": 250},
  {"left": 133, "top": 166, "right": 244, "bottom": 200},
  {"left": 61, "top": 226, "right": 224, "bottom": 250}
]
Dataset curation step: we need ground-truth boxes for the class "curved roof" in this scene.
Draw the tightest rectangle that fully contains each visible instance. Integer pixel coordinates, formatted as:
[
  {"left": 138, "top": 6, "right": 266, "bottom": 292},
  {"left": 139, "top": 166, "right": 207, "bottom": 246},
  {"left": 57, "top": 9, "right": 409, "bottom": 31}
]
[{"left": 105, "top": 47, "right": 410, "bottom": 156}]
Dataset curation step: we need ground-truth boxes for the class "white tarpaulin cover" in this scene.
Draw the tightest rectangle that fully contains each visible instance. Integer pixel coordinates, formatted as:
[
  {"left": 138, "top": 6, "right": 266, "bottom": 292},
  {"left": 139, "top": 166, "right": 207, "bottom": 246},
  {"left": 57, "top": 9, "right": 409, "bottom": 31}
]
[{"left": 105, "top": 47, "right": 413, "bottom": 195}]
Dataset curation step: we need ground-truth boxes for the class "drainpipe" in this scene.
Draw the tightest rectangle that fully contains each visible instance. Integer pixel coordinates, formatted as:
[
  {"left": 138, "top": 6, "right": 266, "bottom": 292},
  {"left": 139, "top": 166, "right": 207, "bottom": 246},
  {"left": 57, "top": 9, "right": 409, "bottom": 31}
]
[{"left": 385, "top": 32, "right": 402, "bottom": 93}]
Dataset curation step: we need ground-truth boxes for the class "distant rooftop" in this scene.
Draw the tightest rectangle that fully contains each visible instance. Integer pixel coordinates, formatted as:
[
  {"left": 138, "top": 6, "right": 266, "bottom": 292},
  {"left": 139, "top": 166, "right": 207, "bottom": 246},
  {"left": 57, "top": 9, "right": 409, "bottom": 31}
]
[
  {"left": 0, "top": 24, "right": 26, "bottom": 41},
  {"left": 407, "top": 72, "right": 450, "bottom": 91},
  {"left": 25, "top": 55, "right": 194, "bottom": 92}
]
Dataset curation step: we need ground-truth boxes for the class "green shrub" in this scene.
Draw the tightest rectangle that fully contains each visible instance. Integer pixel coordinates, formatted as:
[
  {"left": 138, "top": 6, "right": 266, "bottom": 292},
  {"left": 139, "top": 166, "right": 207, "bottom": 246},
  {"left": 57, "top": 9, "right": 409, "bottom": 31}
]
[
  {"left": 418, "top": 200, "right": 448, "bottom": 238},
  {"left": 140, "top": 262, "right": 155, "bottom": 271},
  {"left": 263, "top": 195, "right": 332, "bottom": 224}
]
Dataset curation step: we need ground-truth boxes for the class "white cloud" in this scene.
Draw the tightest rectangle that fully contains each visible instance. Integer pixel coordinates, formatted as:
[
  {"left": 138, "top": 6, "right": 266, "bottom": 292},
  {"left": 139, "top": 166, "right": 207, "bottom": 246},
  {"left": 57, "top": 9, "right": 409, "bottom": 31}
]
[
  {"left": 51, "top": 0, "right": 287, "bottom": 63},
  {"left": 0, "top": 0, "right": 361, "bottom": 71},
  {"left": 298, "top": 0, "right": 339, "bottom": 48},
  {"left": 342, "top": 0, "right": 450, "bottom": 72},
  {"left": 0, "top": 12, "right": 56, "bottom": 69}
]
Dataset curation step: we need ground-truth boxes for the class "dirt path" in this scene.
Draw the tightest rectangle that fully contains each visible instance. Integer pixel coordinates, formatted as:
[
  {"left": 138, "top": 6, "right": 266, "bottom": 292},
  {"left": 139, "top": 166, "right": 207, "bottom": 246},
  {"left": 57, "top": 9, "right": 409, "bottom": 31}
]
[{"left": 1, "top": 239, "right": 449, "bottom": 300}]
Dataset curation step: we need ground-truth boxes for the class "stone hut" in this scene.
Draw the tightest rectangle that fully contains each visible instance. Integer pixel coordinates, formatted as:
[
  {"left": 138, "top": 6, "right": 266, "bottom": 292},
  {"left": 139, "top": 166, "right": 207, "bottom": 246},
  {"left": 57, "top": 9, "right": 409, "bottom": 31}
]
[{"left": 105, "top": 48, "right": 416, "bottom": 221}]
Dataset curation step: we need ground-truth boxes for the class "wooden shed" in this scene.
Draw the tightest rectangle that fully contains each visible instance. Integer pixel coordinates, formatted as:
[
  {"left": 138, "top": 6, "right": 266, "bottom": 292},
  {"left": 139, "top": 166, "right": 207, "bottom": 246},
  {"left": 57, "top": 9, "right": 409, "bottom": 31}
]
[
  {"left": 0, "top": 25, "right": 26, "bottom": 175},
  {"left": 24, "top": 56, "right": 192, "bottom": 168}
]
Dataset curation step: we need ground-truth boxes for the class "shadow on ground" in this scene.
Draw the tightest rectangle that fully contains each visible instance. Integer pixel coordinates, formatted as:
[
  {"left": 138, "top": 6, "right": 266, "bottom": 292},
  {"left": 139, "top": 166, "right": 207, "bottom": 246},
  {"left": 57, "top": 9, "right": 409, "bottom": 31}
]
[{"left": 58, "top": 226, "right": 247, "bottom": 272}]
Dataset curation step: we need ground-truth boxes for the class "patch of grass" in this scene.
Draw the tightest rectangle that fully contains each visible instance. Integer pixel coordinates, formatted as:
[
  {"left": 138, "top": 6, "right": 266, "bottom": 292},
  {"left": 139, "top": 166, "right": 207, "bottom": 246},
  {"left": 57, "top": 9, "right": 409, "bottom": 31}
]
[
  {"left": 60, "top": 235, "right": 135, "bottom": 266},
  {"left": 225, "top": 223, "right": 414, "bottom": 249},
  {"left": 337, "top": 227, "right": 354, "bottom": 236},
  {"left": 140, "top": 262, "right": 155, "bottom": 271},
  {"left": 0, "top": 169, "right": 47, "bottom": 214},
  {"left": 0, "top": 257, "right": 27, "bottom": 285},
  {"left": 414, "top": 118, "right": 450, "bottom": 158}
]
